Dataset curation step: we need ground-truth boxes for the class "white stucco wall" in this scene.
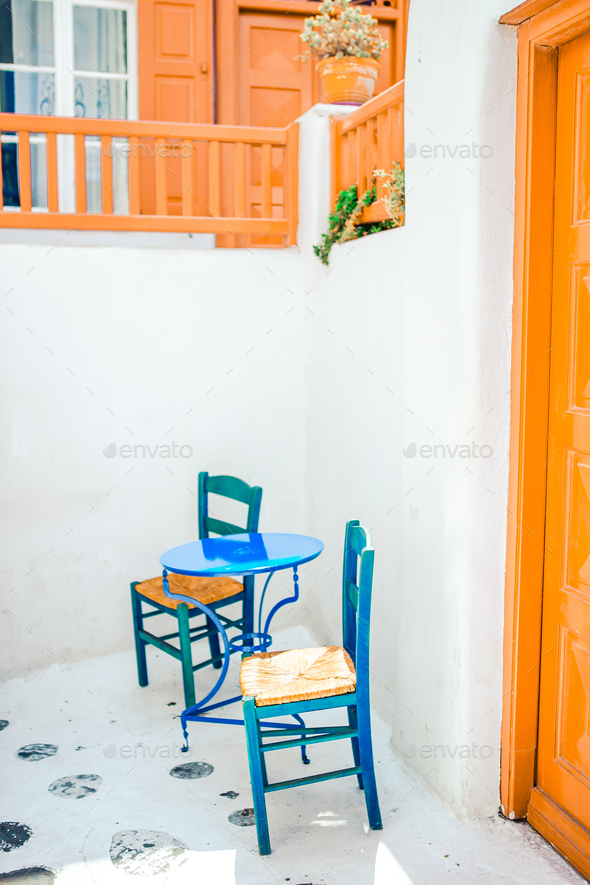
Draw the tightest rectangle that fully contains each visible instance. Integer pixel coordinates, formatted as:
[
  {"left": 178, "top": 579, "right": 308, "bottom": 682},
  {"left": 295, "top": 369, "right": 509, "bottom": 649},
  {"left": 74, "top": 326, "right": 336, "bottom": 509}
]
[
  {"left": 296, "top": 0, "right": 517, "bottom": 818},
  {"left": 399, "top": 0, "right": 516, "bottom": 818},
  {"left": 0, "top": 244, "right": 305, "bottom": 678},
  {"left": 0, "top": 0, "right": 517, "bottom": 822}
]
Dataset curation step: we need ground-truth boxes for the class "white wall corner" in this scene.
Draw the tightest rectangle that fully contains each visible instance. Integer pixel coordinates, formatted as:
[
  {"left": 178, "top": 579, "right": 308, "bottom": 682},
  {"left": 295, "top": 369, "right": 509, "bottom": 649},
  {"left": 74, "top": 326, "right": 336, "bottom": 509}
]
[{"left": 296, "top": 103, "right": 355, "bottom": 258}]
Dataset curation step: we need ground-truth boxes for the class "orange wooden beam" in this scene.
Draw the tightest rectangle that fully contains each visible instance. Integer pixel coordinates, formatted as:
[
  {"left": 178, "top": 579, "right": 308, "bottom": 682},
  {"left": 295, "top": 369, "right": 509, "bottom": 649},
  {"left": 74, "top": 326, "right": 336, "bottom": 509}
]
[
  {"left": 0, "top": 114, "right": 288, "bottom": 144},
  {"left": 0, "top": 213, "right": 288, "bottom": 234}
]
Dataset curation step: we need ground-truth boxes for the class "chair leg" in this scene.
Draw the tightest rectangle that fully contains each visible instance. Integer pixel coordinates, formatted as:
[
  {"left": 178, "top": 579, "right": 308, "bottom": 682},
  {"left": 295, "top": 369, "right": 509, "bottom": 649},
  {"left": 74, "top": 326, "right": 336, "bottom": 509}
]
[
  {"left": 206, "top": 615, "right": 222, "bottom": 670},
  {"left": 356, "top": 702, "right": 382, "bottom": 831},
  {"left": 130, "top": 583, "right": 148, "bottom": 688},
  {"left": 243, "top": 696, "right": 271, "bottom": 855},
  {"left": 347, "top": 705, "right": 364, "bottom": 789},
  {"left": 177, "top": 603, "right": 196, "bottom": 709}
]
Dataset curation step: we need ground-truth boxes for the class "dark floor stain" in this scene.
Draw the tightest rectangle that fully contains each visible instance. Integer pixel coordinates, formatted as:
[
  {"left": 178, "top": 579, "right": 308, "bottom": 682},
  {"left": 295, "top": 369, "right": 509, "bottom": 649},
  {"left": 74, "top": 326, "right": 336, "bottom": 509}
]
[
  {"left": 220, "top": 790, "right": 239, "bottom": 799},
  {"left": 0, "top": 867, "right": 55, "bottom": 882},
  {"left": 17, "top": 744, "right": 57, "bottom": 762},
  {"left": 169, "top": 761, "right": 213, "bottom": 780},
  {"left": 109, "top": 829, "right": 189, "bottom": 876},
  {"left": 0, "top": 823, "right": 33, "bottom": 852},
  {"left": 48, "top": 774, "right": 102, "bottom": 799},
  {"left": 0, "top": 721, "right": 9, "bottom": 732},
  {"left": 167, "top": 702, "right": 176, "bottom": 706},
  {"left": 228, "top": 808, "right": 255, "bottom": 827}
]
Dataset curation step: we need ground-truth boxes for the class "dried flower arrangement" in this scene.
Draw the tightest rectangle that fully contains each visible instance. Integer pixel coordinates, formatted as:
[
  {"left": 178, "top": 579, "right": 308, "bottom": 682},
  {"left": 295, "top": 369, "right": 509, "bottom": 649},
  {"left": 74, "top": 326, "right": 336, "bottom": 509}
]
[
  {"left": 375, "top": 162, "right": 405, "bottom": 225},
  {"left": 299, "top": 0, "right": 388, "bottom": 61}
]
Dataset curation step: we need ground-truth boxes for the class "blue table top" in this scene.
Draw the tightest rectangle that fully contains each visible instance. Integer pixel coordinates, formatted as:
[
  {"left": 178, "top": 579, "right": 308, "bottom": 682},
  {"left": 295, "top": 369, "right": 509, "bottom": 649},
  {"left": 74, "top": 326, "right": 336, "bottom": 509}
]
[{"left": 159, "top": 532, "right": 324, "bottom": 577}]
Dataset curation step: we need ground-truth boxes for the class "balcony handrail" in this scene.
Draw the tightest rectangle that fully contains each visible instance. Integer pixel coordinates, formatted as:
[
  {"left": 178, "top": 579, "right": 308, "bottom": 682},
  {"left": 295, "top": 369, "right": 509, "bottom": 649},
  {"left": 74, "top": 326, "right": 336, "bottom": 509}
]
[
  {"left": 0, "top": 113, "right": 289, "bottom": 143},
  {"left": 0, "top": 113, "right": 299, "bottom": 245},
  {"left": 331, "top": 79, "right": 404, "bottom": 223}
]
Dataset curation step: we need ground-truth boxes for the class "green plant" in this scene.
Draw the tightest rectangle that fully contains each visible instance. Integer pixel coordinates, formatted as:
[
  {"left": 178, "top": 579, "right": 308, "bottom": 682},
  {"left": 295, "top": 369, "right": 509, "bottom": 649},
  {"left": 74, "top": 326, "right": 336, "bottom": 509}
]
[
  {"left": 299, "top": 0, "right": 388, "bottom": 62},
  {"left": 313, "top": 165, "right": 405, "bottom": 265}
]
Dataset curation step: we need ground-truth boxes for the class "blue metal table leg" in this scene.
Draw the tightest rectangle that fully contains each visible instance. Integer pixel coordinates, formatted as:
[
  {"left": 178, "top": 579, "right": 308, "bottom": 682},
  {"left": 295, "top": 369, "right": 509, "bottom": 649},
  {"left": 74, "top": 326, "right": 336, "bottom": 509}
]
[
  {"left": 162, "top": 570, "right": 232, "bottom": 750},
  {"left": 164, "top": 566, "right": 311, "bottom": 764}
]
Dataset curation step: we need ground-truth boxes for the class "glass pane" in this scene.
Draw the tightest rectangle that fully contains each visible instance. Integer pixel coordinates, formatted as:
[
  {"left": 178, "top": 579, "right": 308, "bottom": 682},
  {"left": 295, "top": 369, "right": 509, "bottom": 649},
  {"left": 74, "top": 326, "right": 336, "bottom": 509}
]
[
  {"left": 0, "top": 0, "right": 14, "bottom": 63},
  {"left": 57, "top": 132, "right": 75, "bottom": 213},
  {"left": 73, "top": 6, "right": 127, "bottom": 73},
  {"left": 0, "top": 133, "right": 47, "bottom": 209},
  {"left": 74, "top": 77, "right": 126, "bottom": 118},
  {"left": 111, "top": 137, "right": 129, "bottom": 214},
  {"left": 0, "top": 0, "right": 54, "bottom": 66},
  {"left": 0, "top": 70, "right": 55, "bottom": 114},
  {"left": 31, "top": 134, "right": 47, "bottom": 208},
  {"left": 1, "top": 138, "right": 19, "bottom": 206},
  {"left": 85, "top": 135, "right": 101, "bottom": 213}
]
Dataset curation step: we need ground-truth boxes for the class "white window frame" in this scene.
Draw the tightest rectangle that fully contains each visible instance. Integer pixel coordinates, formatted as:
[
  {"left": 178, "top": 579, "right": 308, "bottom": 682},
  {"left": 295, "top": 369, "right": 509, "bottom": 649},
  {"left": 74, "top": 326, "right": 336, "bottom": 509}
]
[{"left": 59, "top": 0, "right": 138, "bottom": 119}]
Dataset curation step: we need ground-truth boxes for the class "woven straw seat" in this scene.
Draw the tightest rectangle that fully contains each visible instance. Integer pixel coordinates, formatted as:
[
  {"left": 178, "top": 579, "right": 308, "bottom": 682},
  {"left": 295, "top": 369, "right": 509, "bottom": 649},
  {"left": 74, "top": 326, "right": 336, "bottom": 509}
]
[
  {"left": 135, "top": 573, "right": 243, "bottom": 610},
  {"left": 240, "top": 646, "right": 356, "bottom": 707}
]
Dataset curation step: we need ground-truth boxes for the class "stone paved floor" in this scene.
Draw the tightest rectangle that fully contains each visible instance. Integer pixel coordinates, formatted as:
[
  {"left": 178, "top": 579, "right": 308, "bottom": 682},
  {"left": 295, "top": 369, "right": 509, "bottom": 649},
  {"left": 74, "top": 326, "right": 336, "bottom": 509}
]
[{"left": 0, "top": 629, "right": 585, "bottom": 884}]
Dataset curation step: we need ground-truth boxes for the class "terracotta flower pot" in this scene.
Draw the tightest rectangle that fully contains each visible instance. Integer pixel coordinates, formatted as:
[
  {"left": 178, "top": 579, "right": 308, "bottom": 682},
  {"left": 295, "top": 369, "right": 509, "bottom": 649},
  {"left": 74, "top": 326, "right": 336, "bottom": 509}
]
[{"left": 317, "top": 56, "right": 380, "bottom": 105}]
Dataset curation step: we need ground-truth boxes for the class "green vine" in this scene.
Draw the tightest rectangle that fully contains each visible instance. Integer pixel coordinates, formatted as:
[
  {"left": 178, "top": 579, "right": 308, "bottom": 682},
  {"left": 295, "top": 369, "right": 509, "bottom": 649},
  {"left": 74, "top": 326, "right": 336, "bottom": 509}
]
[{"left": 313, "top": 162, "right": 405, "bottom": 266}]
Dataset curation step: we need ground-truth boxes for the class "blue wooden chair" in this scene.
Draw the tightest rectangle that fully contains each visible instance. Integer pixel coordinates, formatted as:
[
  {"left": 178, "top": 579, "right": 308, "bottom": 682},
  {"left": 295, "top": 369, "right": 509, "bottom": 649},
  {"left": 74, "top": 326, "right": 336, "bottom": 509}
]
[
  {"left": 239, "top": 520, "right": 382, "bottom": 854},
  {"left": 131, "top": 472, "right": 262, "bottom": 708}
]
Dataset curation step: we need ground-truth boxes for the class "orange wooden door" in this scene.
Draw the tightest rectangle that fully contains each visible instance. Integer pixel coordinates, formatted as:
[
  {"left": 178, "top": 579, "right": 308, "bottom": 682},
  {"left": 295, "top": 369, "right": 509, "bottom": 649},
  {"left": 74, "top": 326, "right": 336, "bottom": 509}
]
[
  {"left": 530, "top": 29, "right": 590, "bottom": 870},
  {"left": 372, "top": 21, "right": 396, "bottom": 98},
  {"left": 138, "top": 0, "right": 213, "bottom": 214},
  {"left": 237, "top": 12, "right": 309, "bottom": 245},
  {"left": 238, "top": 12, "right": 317, "bottom": 127},
  {"left": 237, "top": 11, "right": 396, "bottom": 127}
]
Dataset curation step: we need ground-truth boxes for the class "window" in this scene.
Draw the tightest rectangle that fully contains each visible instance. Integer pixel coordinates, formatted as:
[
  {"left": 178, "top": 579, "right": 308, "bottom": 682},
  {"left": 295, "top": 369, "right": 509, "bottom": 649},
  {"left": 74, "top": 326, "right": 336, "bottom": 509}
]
[
  {"left": 0, "top": 0, "right": 137, "bottom": 118},
  {"left": 0, "top": 0, "right": 55, "bottom": 114},
  {"left": 73, "top": 5, "right": 129, "bottom": 118},
  {"left": 0, "top": 0, "right": 136, "bottom": 210}
]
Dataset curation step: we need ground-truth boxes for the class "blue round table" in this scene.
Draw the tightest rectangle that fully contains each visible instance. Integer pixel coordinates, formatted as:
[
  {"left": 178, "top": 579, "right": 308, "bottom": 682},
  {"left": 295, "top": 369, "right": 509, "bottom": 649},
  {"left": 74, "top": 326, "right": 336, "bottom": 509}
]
[{"left": 160, "top": 532, "right": 324, "bottom": 747}]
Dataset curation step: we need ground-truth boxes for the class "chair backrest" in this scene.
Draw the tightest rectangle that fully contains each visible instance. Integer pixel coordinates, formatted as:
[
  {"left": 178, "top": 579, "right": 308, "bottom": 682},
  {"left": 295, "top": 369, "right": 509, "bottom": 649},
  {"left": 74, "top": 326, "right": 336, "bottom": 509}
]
[
  {"left": 197, "top": 472, "right": 263, "bottom": 539},
  {"left": 341, "top": 520, "right": 375, "bottom": 700}
]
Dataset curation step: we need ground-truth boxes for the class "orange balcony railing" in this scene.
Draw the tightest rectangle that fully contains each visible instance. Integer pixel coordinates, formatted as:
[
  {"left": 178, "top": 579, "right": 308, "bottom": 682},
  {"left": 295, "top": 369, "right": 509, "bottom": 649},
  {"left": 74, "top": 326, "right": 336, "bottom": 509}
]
[
  {"left": 0, "top": 114, "right": 299, "bottom": 247},
  {"left": 330, "top": 80, "right": 404, "bottom": 223}
]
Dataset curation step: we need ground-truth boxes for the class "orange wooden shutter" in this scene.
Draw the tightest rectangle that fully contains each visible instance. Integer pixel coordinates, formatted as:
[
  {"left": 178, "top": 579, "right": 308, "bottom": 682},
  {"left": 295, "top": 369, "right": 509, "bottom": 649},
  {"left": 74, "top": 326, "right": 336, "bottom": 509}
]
[
  {"left": 138, "top": 0, "right": 213, "bottom": 123},
  {"left": 137, "top": 0, "right": 213, "bottom": 214}
]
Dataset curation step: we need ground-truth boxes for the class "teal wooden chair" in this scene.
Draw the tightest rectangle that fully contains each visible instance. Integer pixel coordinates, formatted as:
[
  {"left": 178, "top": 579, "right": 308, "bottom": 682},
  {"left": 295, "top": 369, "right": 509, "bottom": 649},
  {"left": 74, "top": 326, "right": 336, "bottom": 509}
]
[
  {"left": 239, "top": 520, "right": 382, "bottom": 854},
  {"left": 131, "top": 472, "right": 262, "bottom": 708}
]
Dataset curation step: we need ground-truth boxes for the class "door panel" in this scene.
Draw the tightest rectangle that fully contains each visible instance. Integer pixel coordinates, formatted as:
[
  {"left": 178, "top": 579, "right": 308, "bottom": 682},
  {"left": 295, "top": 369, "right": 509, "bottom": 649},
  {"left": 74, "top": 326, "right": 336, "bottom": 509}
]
[
  {"left": 238, "top": 12, "right": 309, "bottom": 245},
  {"left": 533, "top": 29, "right": 590, "bottom": 849},
  {"left": 138, "top": 0, "right": 213, "bottom": 214},
  {"left": 238, "top": 13, "right": 317, "bottom": 127},
  {"left": 155, "top": 76, "right": 195, "bottom": 121}
]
